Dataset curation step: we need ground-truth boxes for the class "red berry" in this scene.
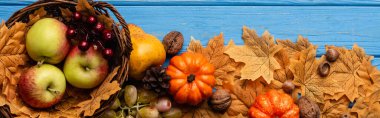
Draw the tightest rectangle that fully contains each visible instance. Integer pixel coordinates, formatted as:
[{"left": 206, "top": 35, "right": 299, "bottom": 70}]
[
  {"left": 66, "top": 28, "right": 76, "bottom": 37},
  {"left": 102, "top": 30, "right": 113, "bottom": 41},
  {"left": 87, "top": 16, "right": 97, "bottom": 25},
  {"left": 78, "top": 40, "right": 90, "bottom": 51},
  {"left": 103, "top": 48, "right": 113, "bottom": 57},
  {"left": 73, "top": 12, "right": 81, "bottom": 21},
  {"left": 94, "top": 22, "right": 105, "bottom": 32}
]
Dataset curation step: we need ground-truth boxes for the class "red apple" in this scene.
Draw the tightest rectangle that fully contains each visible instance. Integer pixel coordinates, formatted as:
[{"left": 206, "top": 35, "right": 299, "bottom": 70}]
[
  {"left": 18, "top": 64, "right": 66, "bottom": 108},
  {"left": 63, "top": 46, "right": 109, "bottom": 89}
]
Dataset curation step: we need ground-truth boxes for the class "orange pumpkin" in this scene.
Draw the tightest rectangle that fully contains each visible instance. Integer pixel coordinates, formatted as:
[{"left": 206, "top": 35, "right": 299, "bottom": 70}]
[
  {"left": 166, "top": 52, "right": 215, "bottom": 105},
  {"left": 248, "top": 90, "right": 299, "bottom": 118}
]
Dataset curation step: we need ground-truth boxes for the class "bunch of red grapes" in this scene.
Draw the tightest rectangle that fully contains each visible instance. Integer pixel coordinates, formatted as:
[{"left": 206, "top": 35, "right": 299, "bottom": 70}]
[{"left": 66, "top": 12, "right": 113, "bottom": 58}]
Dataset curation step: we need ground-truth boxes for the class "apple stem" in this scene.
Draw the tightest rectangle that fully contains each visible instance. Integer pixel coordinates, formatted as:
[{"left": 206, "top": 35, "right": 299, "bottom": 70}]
[
  {"left": 37, "top": 59, "right": 45, "bottom": 67},
  {"left": 120, "top": 103, "right": 149, "bottom": 111},
  {"left": 47, "top": 88, "right": 60, "bottom": 94}
]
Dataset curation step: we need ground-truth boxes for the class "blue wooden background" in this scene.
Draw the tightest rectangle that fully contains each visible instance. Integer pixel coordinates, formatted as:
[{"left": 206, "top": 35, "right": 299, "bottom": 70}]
[{"left": 1, "top": 0, "right": 380, "bottom": 68}]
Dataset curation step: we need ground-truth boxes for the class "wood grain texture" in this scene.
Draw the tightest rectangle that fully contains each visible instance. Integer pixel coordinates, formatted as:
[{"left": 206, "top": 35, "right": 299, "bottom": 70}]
[{"left": 0, "top": 3, "right": 379, "bottom": 68}]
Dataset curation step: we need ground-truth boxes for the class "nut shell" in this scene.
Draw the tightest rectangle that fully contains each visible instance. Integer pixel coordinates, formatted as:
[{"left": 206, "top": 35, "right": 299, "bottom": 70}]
[
  {"left": 326, "top": 49, "right": 340, "bottom": 62},
  {"left": 318, "top": 61, "right": 330, "bottom": 77},
  {"left": 209, "top": 89, "right": 232, "bottom": 112},
  {"left": 162, "top": 31, "right": 184, "bottom": 55},
  {"left": 282, "top": 80, "right": 295, "bottom": 94},
  {"left": 297, "top": 96, "right": 320, "bottom": 118}
]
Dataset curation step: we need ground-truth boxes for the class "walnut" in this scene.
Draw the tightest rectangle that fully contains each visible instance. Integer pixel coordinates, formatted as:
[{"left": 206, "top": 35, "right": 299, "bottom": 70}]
[
  {"left": 297, "top": 96, "right": 321, "bottom": 118},
  {"left": 208, "top": 89, "right": 231, "bottom": 112},
  {"left": 162, "top": 31, "right": 184, "bottom": 55}
]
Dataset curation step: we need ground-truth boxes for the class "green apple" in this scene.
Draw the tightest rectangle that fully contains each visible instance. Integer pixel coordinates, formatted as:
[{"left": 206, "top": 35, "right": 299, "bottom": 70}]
[
  {"left": 18, "top": 64, "right": 66, "bottom": 108},
  {"left": 26, "top": 18, "right": 70, "bottom": 64},
  {"left": 64, "top": 46, "right": 109, "bottom": 89}
]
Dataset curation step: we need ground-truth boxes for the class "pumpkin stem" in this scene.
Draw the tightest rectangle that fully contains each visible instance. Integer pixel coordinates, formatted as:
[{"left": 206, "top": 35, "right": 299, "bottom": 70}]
[{"left": 187, "top": 74, "right": 196, "bottom": 83}]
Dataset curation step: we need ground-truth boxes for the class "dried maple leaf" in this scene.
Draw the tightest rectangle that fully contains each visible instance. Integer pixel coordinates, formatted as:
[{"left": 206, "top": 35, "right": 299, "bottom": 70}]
[
  {"left": 27, "top": 7, "right": 47, "bottom": 25},
  {"left": 226, "top": 94, "right": 249, "bottom": 116},
  {"left": 187, "top": 34, "right": 241, "bottom": 85},
  {"left": 276, "top": 35, "right": 312, "bottom": 60},
  {"left": 225, "top": 26, "right": 282, "bottom": 84},
  {"left": 321, "top": 96, "right": 352, "bottom": 118},
  {"left": 76, "top": 0, "right": 96, "bottom": 16},
  {"left": 59, "top": 7, "right": 73, "bottom": 22},
  {"left": 351, "top": 91, "right": 380, "bottom": 118},
  {"left": 289, "top": 46, "right": 342, "bottom": 103},
  {"left": 273, "top": 48, "right": 293, "bottom": 83},
  {"left": 223, "top": 77, "right": 272, "bottom": 109},
  {"left": 77, "top": 67, "right": 121, "bottom": 116},
  {"left": 0, "top": 22, "right": 28, "bottom": 101},
  {"left": 181, "top": 101, "right": 224, "bottom": 118},
  {"left": 326, "top": 45, "right": 369, "bottom": 102}
]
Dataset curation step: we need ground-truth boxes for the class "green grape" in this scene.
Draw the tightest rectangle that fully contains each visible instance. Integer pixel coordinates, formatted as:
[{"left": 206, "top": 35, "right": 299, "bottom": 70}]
[
  {"left": 162, "top": 108, "right": 182, "bottom": 118},
  {"left": 138, "top": 106, "right": 160, "bottom": 118},
  {"left": 124, "top": 85, "right": 138, "bottom": 107},
  {"left": 116, "top": 110, "right": 125, "bottom": 118},
  {"left": 137, "top": 89, "right": 158, "bottom": 104},
  {"left": 110, "top": 98, "right": 121, "bottom": 110},
  {"left": 100, "top": 110, "right": 117, "bottom": 118}
]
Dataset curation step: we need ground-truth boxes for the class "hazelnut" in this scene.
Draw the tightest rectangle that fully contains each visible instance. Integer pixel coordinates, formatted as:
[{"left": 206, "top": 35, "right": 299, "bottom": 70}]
[
  {"left": 282, "top": 80, "right": 295, "bottom": 94},
  {"left": 318, "top": 61, "right": 330, "bottom": 77},
  {"left": 162, "top": 31, "right": 184, "bottom": 55},
  {"left": 208, "top": 89, "right": 231, "bottom": 112},
  {"left": 326, "top": 49, "right": 340, "bottom": 62},
  {"left": 297, "top": 96, "right": 320, "bottom": 118}
]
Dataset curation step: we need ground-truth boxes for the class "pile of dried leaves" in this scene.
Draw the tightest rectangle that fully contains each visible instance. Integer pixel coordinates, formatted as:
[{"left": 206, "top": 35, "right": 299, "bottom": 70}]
[
  {"left": 186, "top": 26, "right": 380, "bottom": 118},
  {"left": 0, "top": 0, "right": 121, "bottom": 117}
]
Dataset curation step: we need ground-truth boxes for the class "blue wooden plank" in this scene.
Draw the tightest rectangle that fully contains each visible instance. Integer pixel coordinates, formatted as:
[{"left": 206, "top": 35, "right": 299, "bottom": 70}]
[
  {"left": 2, "top": 0, "right": 380, "bottom": 6},
  {"left": 1, "top": 5, "right": 380, "bottom": 68}
]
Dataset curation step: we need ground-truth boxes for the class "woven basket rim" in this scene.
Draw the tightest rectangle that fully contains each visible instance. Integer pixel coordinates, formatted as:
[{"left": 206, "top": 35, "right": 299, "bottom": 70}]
[{"left": 0, "top": 0, "right": 132, "bottom": 117}]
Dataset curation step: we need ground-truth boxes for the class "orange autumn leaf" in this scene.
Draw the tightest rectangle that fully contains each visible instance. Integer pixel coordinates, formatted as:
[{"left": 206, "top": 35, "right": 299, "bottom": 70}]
[
  {"left": 59, "top": 7, "right": 73, "bottom": 22},
  {"left": 276, "top": 36, "right": 312, "bottom": 60},
  {"left": 351, "top": 89, "right": 380, "bottom": 118},
  {"left": 273, "top": 48, "right": 293, "bottom": 83},
  {"left": 0, "top": 22, "right": 28, "bottom": 101},
  {"left": 226, "top": 94, "right": 249, "bottom": 116},
  {"left": 225, "top": 26, "right": 282, "bottom": 84},
  {"left": 321, "top": 96, "right": 352, "bottom": 118},
  {"left": 325, "top": 45, "right": 369, "bottom": 102},
  {"left": 187, "top": 34, "right": 241, "bottom": 86},
  {"left": 76, "top": 0, "right": 96, "bottom": 16},
  {"left": 181, "top": 101, "right": 224, "bottom": 118},
  {"left": 77, "top": 67, "right": 121, "bottom": 116},
  {"left": 27, "top": 7, "right": 47, "bottom": 25},
  {"left": 289, "top": 46, "right": 342, "bottom": 103}
]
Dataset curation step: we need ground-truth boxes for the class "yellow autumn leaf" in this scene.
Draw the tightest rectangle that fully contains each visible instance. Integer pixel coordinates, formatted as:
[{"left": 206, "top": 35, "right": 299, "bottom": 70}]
[
  {"left": 276, "top": 35, "right": 312, "bottom": 60},
  {"left": 326, "top": 45, "right": 368, "bottom": 102},
  {"left": 290, "top": 46, "right": 342, "bottom": 103},
  {"left": 225, "top": 26, "right": 282, "bottom": 84},
  {"left": 187, "top": 34, "right": 241, "bottom": 85}
]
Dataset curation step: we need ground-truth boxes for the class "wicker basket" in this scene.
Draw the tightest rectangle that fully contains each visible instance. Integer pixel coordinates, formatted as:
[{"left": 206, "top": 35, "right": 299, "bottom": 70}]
[{"left": 0, "top": 0, "right": 131, "bottom": 117}]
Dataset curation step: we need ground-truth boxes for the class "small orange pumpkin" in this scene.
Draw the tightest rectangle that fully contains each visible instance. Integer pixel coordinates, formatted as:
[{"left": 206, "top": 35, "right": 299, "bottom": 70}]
[
  {"left": 248, "top": 90, "right": 299, "bottom": 118},
  {"left": 166, "top": 52, "right": 215, "bottom": 105}
]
